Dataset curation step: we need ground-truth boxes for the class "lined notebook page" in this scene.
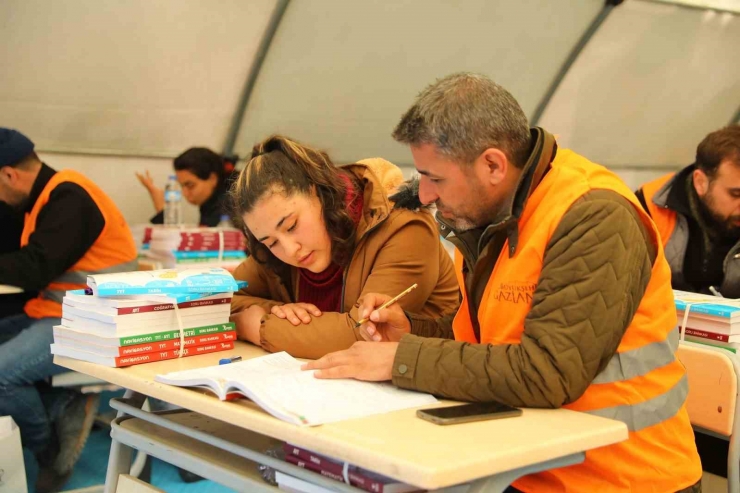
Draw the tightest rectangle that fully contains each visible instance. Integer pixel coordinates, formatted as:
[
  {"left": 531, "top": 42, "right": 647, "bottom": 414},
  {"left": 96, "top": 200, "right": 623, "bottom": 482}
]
[{"left": 157, "top": 352, "right": 437, "bottom": 425}]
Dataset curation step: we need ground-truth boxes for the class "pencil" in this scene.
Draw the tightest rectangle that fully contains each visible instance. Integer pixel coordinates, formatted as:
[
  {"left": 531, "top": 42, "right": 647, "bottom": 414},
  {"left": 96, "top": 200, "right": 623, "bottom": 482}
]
[{"left": 354, "top": 283, "right": 418, "bottom": 328}]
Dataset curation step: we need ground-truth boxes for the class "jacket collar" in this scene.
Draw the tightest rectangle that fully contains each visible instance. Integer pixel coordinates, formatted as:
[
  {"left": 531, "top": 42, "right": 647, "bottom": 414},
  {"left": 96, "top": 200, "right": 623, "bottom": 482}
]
[
  {"left": 24, "top": 163, "right": 57, "bottom": 214},
  {"left": 439, "top": 127, "right": 558, "bottom": 257},
  {"left": 342, "top": 158, "right": 405, "bottom": 240},
  {"left": 653, "top": 163, "right": 694, "bottom": 217}
]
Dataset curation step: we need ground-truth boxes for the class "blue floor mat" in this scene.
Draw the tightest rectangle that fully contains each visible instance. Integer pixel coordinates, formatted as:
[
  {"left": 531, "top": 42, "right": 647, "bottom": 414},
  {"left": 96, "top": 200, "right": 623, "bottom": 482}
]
[{"left": 61, "top": 390, "right": 236, "bottom": 492}]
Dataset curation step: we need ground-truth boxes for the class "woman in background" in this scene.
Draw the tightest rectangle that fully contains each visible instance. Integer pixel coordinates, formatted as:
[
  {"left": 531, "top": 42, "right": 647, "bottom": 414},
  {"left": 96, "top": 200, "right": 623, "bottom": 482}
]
[
  {"left": 136, "top": 147, "right": 237, "bottom": 226},
  {"left": 229, "top": 135, "right": 459, "bottom": 359}
]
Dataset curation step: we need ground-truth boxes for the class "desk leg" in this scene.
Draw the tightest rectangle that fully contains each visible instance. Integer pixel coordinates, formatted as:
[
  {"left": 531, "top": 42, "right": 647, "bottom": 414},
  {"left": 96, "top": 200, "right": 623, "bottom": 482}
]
[
  {"left": 104, "top": 390, "right": 147, "bottom": 493},
  {"left": 432, "top": 452, "right": 585, "bottom": 493}
]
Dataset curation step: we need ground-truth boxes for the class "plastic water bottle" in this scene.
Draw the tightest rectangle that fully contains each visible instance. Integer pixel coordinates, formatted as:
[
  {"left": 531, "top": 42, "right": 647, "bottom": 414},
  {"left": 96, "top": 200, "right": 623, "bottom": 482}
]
[
  {"left": 217, "top": 214, "right": 232, "bottom": 229},
  {"left": 163, "top": 175, "right": 182, "bottom": 226}
]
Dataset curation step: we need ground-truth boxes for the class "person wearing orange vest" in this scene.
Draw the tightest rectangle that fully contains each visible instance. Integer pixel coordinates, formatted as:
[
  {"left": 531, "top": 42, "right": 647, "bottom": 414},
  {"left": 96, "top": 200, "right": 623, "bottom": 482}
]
[
  {"left": 0, "top": 128, "right": 138, "bottom": 492},
  {"left": 636, "top": 125, "right": 740, "bottom": 480},
  {"left": 636, "top": 125, "right": 740, "bottom": 299},
  {"left": 304, "top": 74, "right": 702, "bottom": 492}
]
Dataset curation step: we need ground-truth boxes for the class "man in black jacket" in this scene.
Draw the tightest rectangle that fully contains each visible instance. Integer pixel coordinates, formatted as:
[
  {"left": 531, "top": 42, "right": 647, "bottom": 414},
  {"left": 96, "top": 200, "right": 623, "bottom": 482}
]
[
  {"left": 636, "top": 125, "right": 740, "bottom": 298},
  {"left": 0, "top": 128, "right": 135, "bottom": 491}
]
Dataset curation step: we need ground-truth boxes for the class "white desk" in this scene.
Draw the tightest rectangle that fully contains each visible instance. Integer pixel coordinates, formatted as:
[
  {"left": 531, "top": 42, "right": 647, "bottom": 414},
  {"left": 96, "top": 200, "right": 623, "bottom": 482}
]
[
  {"left": 0, "top": 284, "right": 23, "bottom": 294},
  {"left": 55, "top": 342, "right": 628, "bottom": 492}
]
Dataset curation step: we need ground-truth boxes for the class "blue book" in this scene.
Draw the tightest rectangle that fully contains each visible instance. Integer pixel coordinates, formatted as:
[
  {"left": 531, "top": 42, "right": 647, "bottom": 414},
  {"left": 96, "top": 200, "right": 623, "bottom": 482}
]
[
  {"left": 674, "top": 290, "right": 740, "bottom": 320},
  {"left": 68, "top": 289, "right": 217, "bottom": 304},
  {"left": 171, "top": 251, "right": 246, "bottom": 260},
  {"left": 87, "top": 268, "right": 241, "bottom": 297}
]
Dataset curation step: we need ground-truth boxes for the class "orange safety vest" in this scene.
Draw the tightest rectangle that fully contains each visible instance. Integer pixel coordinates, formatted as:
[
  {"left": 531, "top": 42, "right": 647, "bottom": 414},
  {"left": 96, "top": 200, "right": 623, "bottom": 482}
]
[
  {"left": 452, "top": 150, "right": 701, "bottom": 492},
  {"left": 21, "top": 170, "right": 138, "bottom": 319},
  {"left": 639, "top": 173, "right": 677, "bottom": 248}
]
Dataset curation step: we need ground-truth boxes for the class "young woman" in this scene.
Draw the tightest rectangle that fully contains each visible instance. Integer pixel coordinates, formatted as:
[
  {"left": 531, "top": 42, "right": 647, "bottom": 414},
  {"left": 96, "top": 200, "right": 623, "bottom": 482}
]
[
  {"left": 230, "top": 136, "right": 459, "bottom": 359},
  {"left": 136, "top": 147, "right": 237, "bottom": 226}
]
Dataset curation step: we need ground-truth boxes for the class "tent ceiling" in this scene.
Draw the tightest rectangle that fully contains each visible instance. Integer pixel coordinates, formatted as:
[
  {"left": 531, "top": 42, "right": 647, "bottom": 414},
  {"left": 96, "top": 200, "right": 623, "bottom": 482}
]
[
  {"left": 0, "top": 0, "right": 275, "bottom": 155},
  {"left": 539, "top": 0, "right": 740, "bottom": 166},
  {"left": 0, "top": 0, "right": 737, "bottom": 169},
  {"left": 235, "top": 0, "right": 602, "bottom": 165}
]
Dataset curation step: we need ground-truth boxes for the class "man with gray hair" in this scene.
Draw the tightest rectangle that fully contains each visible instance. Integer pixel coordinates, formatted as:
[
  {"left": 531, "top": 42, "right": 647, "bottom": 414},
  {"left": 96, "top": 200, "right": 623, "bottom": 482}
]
[{"left": 305, "top": 73, "right": 702, "bottom": 492}]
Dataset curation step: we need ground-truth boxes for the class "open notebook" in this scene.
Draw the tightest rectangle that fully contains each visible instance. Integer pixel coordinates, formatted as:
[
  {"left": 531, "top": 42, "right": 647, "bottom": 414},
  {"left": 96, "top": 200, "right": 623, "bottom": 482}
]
[{"left": 155, "top": 352, "right": 437, "bottom": 426}]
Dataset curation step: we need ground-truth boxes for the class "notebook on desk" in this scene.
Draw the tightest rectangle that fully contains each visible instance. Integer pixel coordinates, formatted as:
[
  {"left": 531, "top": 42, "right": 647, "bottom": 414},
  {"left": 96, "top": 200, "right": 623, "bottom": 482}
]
[{"left": 154, "top": 352, "right": 437, "bottom": 426}]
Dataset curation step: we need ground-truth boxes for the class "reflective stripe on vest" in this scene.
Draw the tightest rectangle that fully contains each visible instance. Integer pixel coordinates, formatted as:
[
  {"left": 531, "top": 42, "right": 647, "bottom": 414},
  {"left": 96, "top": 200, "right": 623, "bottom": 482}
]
[
  {"left": 585, "top": 374, "right": 688, "bottom": 433},
  {"left": 51, "top": 259, "right": 139, "bottom": 285},
  {"left": 40, "top": 259, "right": 139, "bottom": 303},
  {"left": 592, "top": 326, "right": 679, "bottom": 384},
  {"left": 450, "top": 148, "right": 701, "bottom": 491}
]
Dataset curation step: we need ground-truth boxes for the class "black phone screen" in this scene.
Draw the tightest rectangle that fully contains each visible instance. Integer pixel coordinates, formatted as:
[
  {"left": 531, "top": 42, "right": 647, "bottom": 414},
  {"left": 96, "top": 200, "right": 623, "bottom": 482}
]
[{"left": 420, "top": 402, "right": 521, "bottom": 420}]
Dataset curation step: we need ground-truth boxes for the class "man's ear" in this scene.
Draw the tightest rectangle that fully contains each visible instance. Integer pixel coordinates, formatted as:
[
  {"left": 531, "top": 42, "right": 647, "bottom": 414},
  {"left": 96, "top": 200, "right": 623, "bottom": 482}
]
[
  {"left": 693, "top": 168, "right": 710, "bottom": 197},
  {"left": 0, "top": 166, "right": 15, "bottom": 185},
  {"left": 476, "top": 148, "right": 509, "bottom": 186}
]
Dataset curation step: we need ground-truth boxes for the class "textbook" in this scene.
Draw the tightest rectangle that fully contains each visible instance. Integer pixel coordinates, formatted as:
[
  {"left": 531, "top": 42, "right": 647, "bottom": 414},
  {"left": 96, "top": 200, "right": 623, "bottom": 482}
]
[
  {"left": 64, "top": 289, "right": 219, "bottom": 307},
  {"left": 53, "top": 330, "right": 236, "bottom": 357},
  {"left": 53, "top": 322, "right": 235, "bottom": 347},
  {"left": 674, "top": 290, "right": 740, "bottom": 320},
  {"left": 87, "top": 267, "right": 240, "bottom": 296},
  {"left": 62, "top": 296, "right": 231, "bottom": 329},
  {"left": 61, "top": 312, "right": 233, "bottom": 335},
  {"left": 51, "top": 341, "right": 234, "bottom": 367},
  {"left": 154, "top": 352, "right": 436, "bottom": 426},
  {"left": 283, "top": 444, "right": 422, "bottom": 493}
]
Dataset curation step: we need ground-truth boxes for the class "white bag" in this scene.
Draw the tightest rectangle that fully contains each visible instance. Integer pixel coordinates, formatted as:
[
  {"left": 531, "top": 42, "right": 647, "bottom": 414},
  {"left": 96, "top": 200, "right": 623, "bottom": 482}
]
[{"left": 0, "top": 416, "right": 28, "bottom": 493}]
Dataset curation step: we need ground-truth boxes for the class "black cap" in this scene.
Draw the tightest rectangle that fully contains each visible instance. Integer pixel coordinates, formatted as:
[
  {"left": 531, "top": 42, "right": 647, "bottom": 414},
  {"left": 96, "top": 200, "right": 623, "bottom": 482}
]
[{"left": 0, "top": 128, "right": 35, "bottom": 167}]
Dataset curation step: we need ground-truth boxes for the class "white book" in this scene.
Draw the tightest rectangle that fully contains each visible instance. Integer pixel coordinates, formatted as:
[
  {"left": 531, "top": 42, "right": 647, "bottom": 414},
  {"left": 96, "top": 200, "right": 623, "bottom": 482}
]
[
  {"left": 51, "top": 341, "right": 234, "bottom": 367},
  {"left": 275, "top": 472, "right": 333, "bottom": 493},
  {"left": 61, "top": 312, "right": 229, "bottom": 336},
  {"left": 62, "top": 299, "right": 230, "bottom": 326},
  {"left": 155, "top": 352, "right": 437, "bottom": 426}
]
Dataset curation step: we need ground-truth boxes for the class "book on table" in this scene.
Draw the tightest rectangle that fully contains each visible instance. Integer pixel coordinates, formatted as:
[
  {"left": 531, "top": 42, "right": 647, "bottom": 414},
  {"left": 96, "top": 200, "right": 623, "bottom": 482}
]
[
  {"left": 154, "top": 351, "right": 437, "bottom": 426},
  {"left": 281, "top": 443, "right": 422, "bottom": 493},
  {"left": 139, "top": 225, "right": 247, "bottom": 269},
  {"left": 674, "top": 289, "right": 740, "bottom": 352},
  {"left": 51, "top": 268, "right": 243, "bottom": 367}
]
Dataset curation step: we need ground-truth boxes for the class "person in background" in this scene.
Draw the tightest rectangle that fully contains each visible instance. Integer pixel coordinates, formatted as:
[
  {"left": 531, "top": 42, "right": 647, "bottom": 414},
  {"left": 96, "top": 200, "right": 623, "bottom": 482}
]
[
  {"left": 0, "top": 128, "right": 138, "bottom": 492},
  {"left": 0, "top": 202, "right": 37, "bottom": 318},
  {"left": 229, "top": 135, "right": 459, "bottom": 359},
  {"left": 304, "top": 73, "right": 702, "bottom": 492},
  {"left": 636, "top": 125, "right": 740, "bottom": 479},
  {"left": 636, "top": 125, "right": 740, "bottom": 298},
  {"left": 136, "top": 147, "right": 238, "bottom": 226}
]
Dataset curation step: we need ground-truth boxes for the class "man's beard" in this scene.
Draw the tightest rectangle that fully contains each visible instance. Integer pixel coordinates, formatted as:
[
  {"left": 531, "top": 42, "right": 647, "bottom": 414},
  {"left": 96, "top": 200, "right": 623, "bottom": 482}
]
[
  {"left": 434, "top": 199, "right": 499, "bottom": 232},
  {"left": 701, "top": 192, "right": 740, "bottom": 239}
]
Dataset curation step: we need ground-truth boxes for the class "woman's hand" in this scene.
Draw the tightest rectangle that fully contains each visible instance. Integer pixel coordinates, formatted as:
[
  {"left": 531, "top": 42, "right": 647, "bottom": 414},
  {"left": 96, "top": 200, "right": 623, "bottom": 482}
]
[
  {"left": 135, "top": 170, "right": 165, "bottom": 212},
  {"left": 271, "top": 303, "right": 322, "bottom": 326}
]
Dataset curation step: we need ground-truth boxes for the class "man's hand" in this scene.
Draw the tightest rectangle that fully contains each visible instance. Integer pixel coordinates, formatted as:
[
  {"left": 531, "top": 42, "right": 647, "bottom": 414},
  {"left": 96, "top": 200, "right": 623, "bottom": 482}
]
[
  {"left": 271, "top": 303, "right": 321, "bottom": 325},
  {"left": 301, "top": 342, "right": 399, "bottom": 381},
  {"left": 135, "top": 170, "right": 165, "bottom": 212},
  {"left": 356, "top": 293, "right": 411, "bottom": 342},
  {"left": 230, "top": 305, "right": 267, "bottom": 346}
]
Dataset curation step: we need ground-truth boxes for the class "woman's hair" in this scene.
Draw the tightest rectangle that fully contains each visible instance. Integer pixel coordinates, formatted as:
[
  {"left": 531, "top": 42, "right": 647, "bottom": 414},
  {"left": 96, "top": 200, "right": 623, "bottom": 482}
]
[
  {"left": 174, "top": 147, "right": 232, "bottom": 184},
  {"left": 231, "top": 135, "right": 359, "bottom": 271}
]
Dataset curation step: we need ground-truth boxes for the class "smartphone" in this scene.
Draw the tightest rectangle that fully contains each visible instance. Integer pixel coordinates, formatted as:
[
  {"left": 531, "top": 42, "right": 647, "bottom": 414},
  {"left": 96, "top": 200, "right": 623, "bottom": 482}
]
[{"left": 416, "top": 402, "right": 522, "bottom": 425}]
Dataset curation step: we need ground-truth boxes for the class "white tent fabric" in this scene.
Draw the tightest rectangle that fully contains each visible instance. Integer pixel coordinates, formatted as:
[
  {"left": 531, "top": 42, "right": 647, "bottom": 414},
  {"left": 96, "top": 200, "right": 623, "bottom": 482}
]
[
  {"left": 540, "top": 0, "right": 740, "bottom": 168},
  {"left": 0, "top": 0, "right": 738, "bottom": 170}
]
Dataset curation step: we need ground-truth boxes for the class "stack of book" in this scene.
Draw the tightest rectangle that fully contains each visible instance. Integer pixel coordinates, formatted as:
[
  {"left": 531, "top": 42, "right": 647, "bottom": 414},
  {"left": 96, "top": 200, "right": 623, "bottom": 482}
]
[
  {"left": 277, "top": 443, "right": 422, "bottom": 493},
  {"left": 50, "top": 268, "right": 243, "bottom": 367},
  {"left": 674, "top": 289, "right": 740, "bottom": 352},
  {"left": 141, "top": 225, "right": 247, "bottom": 270}
]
